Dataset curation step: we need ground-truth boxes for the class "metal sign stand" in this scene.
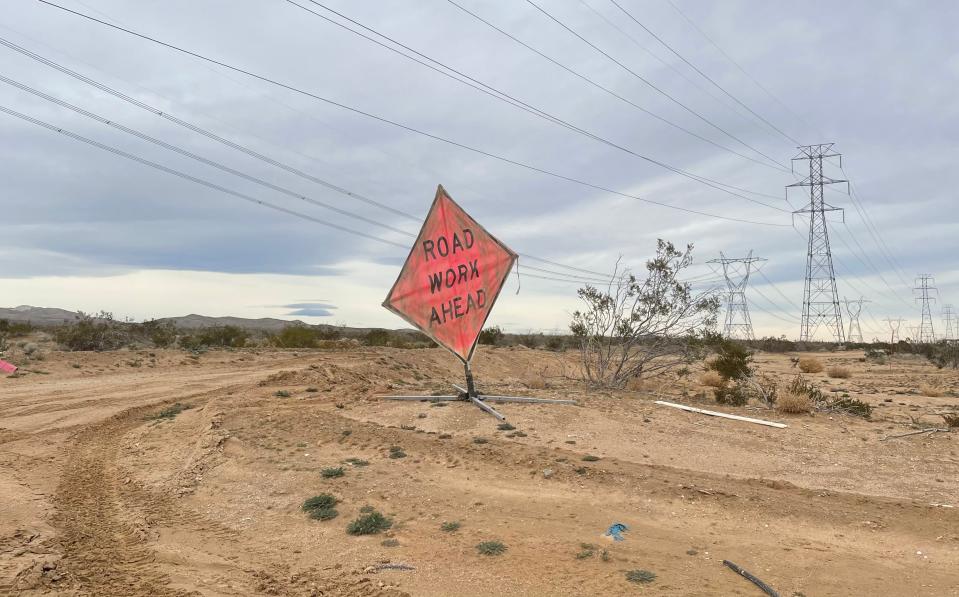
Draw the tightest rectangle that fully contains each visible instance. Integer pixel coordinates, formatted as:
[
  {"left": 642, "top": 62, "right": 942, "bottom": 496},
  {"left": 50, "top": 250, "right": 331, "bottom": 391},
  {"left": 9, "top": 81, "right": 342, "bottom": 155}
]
[{"left": 380, "top": 361, "right": 576, "bottom": 421}]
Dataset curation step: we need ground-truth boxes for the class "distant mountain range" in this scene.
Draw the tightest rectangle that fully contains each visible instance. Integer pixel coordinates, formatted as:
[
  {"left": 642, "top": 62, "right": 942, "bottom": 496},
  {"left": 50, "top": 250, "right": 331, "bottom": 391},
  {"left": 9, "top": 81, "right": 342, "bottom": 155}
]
[{"left": 0, "top": 306, "right": 406, "bottom": 334}]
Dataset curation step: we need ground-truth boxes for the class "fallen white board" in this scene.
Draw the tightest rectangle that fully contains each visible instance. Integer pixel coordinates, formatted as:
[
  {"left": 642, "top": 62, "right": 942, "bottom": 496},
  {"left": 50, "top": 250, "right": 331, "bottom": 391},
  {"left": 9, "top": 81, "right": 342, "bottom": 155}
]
[{"left": 654, "top": 400, "right": 787, "bottom": 429}]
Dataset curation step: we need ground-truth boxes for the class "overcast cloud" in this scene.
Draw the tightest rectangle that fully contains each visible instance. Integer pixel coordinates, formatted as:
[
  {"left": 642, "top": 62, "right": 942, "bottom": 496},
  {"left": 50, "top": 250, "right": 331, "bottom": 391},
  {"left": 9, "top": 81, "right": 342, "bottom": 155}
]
[{"left": 1, "top": 0, "right": 957, "bottom": 339}]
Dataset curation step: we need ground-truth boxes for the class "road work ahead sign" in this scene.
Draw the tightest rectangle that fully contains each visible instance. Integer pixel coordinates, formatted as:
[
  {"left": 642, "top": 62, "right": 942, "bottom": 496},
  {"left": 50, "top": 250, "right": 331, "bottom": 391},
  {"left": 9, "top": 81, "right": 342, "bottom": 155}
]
[{"left": 383, "top": 185, "right": 517, "bottom": 363}]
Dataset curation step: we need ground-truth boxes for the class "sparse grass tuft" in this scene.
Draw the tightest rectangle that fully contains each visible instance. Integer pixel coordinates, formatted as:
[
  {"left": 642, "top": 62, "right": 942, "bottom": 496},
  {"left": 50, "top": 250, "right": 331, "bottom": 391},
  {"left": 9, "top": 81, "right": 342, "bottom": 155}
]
[
  {"left": 626, "top": 569, "right": 656, "bottom": 584},
  {"left": 275, "top": 390, "right": 291, "bottom": 398},
  {"left": 148, "top": 403, "right": 190, "bottom": 420},
  {"left": 776, "top": 389, "right": 813, "bottom": 414},
  {"left": 381, "top": 538, "right": 400, "bottom": 547},
  {"left": 344, "top": 457, "right": 369, "bottom": 467},
  {"left": 497, "top": 423, "right": 516, "bottom": 431},
  {"left": 575, "top": 543, "right": 597, "bottom": 559},
  {"left": 826, "top": 366, "right": 852, "bottom": 379},
  {"left": 306, "top": 387, "right": 319, "bottom": 393},
  {"left": 440, "top": 521, "right": 461, "bottom": 533},
  {"left": 346, "top": 510, "right": 392, "bottom": 535},
  {"left": 699, "top": 370, "right": 725, "bottom": 388},
  {"left": 473, "top": 437, "right": 489, "bottom": 444},
  {"left": 388, "top": 446, "right": 407, "bottom": 459},
  {"left": 798, "top": 357, "right": 824, "bottom": 373},
  {"left": 476, "top": 540, "right": 507, "bottom": 556},
  {"left": 321, "top": 467, "right": 345, "bottom": 479},
  {"left": 581, "top": 454, "right": 600, "bottom": 462},
  {"left": 919, "top": 383, "right": 945, "bottom": 397}
]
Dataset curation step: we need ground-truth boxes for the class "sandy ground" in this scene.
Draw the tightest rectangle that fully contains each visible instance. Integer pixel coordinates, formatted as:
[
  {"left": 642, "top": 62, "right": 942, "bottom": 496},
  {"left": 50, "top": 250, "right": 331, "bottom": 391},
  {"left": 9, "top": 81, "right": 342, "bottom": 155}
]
[{"left": 1, "top": 345, "right": 957, "bottom": 596}]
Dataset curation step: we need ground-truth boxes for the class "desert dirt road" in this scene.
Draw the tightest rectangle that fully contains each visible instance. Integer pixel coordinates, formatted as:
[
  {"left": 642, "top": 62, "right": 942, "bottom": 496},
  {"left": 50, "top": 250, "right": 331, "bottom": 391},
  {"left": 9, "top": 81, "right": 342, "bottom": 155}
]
[{"left": 1, "top": 346, "right": 958, "bottom": 596}]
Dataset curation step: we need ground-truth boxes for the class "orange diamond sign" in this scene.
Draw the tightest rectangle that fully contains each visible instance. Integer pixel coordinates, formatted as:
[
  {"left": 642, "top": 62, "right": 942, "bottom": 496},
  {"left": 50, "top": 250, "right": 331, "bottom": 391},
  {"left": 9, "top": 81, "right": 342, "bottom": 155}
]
[{"left": 384, "top": 185, "right": 517, "bottom": 363}]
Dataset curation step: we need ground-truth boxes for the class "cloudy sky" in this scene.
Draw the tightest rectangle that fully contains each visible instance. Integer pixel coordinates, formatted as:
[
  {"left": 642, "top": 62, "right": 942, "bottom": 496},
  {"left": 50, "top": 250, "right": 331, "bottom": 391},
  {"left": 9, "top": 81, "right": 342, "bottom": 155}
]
[{"left": 1, "top": 0, "right": 957, "bottom": 340}]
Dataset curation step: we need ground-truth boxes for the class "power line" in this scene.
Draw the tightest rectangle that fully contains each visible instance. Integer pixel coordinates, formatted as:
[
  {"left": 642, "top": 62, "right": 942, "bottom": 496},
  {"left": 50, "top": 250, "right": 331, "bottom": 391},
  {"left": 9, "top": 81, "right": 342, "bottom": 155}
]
[
  {"left": 284, "top": 0, "right": 791, "bottom": 210},
  {"left": 0, "top": 73, "right": 416, "bottom": 238},
  {"left": 0, "top": 104, "right": 408, "bottom": 247},
  {"left": 525, "top": 0, "right": 787, "bottom": 170},
  {"left": 30, "top": 0, "right": 791, "bottom": 227},
  {"left": 443, "top": 0, "right": 788, "bottom": 173},
  {"left": 663, "top": 0, "right": 819, "bottom": 139},
  {"left": 609, "top": 0, "right": 800, "bottom": 145},
  {"left": 755, "top": 269, "right": 801, "bottom": 311},
  {"left": 0, "top": 36, "right": 618, "bottom": 281}
]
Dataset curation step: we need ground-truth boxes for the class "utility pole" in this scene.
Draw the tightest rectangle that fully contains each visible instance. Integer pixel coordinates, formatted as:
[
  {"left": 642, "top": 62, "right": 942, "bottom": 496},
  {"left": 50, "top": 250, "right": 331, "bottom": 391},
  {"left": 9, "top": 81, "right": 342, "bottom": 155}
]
[
  {"left": 914, "top": 275, "right": 937, "bottom": 343},
  {"left": 708, "top": 251, "right": 766, "bottom": 340},
  {"left": 942, "top": 304, "right": 955, "bottom": 341},
  {"left": 843, "top": 296, "right": 870, "bottom": 343},
  {"left": 788, "top": 144, "right": 847, "bottom": 343},
  {"left": 884, "top": 317, "right": 903, "bottom": 344}
]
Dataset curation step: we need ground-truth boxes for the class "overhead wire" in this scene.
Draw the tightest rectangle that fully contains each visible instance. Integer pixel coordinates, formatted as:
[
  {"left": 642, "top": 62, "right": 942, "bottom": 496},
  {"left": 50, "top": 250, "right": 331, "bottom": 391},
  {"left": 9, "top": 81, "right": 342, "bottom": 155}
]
[
  {"left": 524, "top": 0, "right": 788, "bottom": 170},
  {"left": 441, "top": 0, "right": 788, "bottom": 174},
  {"left": 30, "top": 0, "right": 792, "bottom": 227},
  {"left": 283, "top": 0, "right": 791, "bottom": 209},
  {"left": 608, "top": 0, "right": 800, "bottom": 146}
]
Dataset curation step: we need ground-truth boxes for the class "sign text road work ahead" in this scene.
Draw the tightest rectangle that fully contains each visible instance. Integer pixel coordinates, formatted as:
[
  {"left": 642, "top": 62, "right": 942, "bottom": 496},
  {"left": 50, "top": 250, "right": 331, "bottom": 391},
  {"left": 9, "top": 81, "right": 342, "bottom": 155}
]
[{"left": 383, "top": 185, "right": 517, "bottom": 362}]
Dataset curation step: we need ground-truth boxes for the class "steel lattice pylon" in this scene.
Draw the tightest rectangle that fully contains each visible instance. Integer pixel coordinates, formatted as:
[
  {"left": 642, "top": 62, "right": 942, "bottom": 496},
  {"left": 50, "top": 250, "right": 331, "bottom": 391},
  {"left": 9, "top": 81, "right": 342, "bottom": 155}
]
[
  {"left": 885, "top": 317, "right": 904, "bottom": 344},
  {"left": 708, "top": 251, "right": 766, "bottom": 340},
  {"left": 843, "top": 296, "right": 870, "bottom": 343},
  {"left": 914, "top": 275, "right": 937, "bottom": 343},
  {"left": 943, "top": 304, "right": 955, "bottom": 341},
  {"left": 788, "top": 144, "right": 847, "bottom": 343}
]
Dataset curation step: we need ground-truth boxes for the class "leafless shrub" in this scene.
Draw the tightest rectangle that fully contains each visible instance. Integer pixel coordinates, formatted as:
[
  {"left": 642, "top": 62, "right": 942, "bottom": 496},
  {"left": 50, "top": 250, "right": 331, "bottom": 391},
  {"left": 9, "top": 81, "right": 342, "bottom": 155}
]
[
  {"left": 826, "top": 366, "right": 852, "bottom": 379},
  {"left": 777, "top": 389, "right": 813, "bottom": 414},
  {"left": 798, "top": 357, "right": 824, "bottom": 373}
]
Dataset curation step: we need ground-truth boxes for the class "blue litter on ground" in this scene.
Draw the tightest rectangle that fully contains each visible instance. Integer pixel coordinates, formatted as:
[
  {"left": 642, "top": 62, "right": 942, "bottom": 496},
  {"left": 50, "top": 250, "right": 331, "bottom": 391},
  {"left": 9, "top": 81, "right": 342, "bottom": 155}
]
[{"left": 605, "top": 522, "right": 629, "bottom": 541}]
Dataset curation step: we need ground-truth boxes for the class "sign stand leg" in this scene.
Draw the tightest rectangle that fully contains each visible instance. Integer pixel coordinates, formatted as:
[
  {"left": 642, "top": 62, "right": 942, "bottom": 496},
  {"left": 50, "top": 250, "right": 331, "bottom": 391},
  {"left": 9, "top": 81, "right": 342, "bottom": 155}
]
[{"left": 378, "top": 360, "right": 577, "bottom": 421}]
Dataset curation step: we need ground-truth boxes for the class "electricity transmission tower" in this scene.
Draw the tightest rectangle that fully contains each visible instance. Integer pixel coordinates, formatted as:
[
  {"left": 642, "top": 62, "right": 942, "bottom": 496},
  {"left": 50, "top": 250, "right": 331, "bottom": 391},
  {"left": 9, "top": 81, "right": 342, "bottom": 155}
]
[
  {"left": 843, "top": 297, "right": 870, "bottom": 343},
  {"left": 942, "top": 304, "right": 955, "bottom": 341},
  {"left": 708, "top": 251, "right": 766, "bottom": 340},
  {"left": 788, "top": 144, "right": 847, "bottom": 343},
  {"left": 884, "top": 317, "right": 903, "bottom": 344},
  {"left": 914, "top": 275, "right": 937, "bottom": 343}
]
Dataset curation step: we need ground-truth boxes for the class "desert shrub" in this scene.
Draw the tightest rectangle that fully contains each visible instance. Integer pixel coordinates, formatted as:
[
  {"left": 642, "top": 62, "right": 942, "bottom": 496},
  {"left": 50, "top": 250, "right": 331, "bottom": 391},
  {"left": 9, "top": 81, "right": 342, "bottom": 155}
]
[
  {"left": 0, "top": 319, "right": 35, "bottom": 337},
  {"left": 497, "top": 423, "right": 516, "bottom": 431},
  {"left": 364, "top": 329, "right": 392, "bottom": 347},
  {"left": 798, "top": 357, "right": 824, "bottom": 373},
  {"left": 346, "top": 510, "right": 392, "bottom": 535},
  {"left": 440, "top": 521, "right": 461, "bottom": 532},
  {"left": 476, "top": 540, "right": 506, "bottom": 556},
  {"left": 275, "top": 390, "right": 291, "bottom": 398},
  {"left": 545, "top": 335, "right": 566, "bottom": 352},
  {"left": 302, "top": 493, "right": 339, "bottom": 521},
  {"left": 388, "top": 446, "right": 406, "bottom": 459},
  {"left": 321, "top": 467, "right": 345, "bottom": 479},
  {"left": 478, "top": 326, "right": 504, "bottom": 346},
  {"left": 515, "top": 332, "right": 543, "bottom": 348},
  {"left": 941, "top": 413, "right": 959, "bottom": 428},
  {"left": 826, "top": 397, "right": 872, "bottom": 419},
  {"left": 707, "top": 339, "right": 753, "bottom": 381},
  {"left": 749, "top": 335, "right": 796, "bottom": 353},
  {"left": 788, "top": 375, "right": 825, "bottom": 404},
  {"left": 714, "top": 382, "right": 749, "bottom": 406},
  {"left": 581, "top": 454, "right": 600, "bottom": 462},
  {"left": 137, "top": 319, "right": 177, "bottom": 348},
  {"left": 776, "top": 389, "right": 812, "bottom": 414},
  {"left": 699, "top": 370, "right": 725, "bottom": 388},
  {"left": 180, "top": 325, "right": 249, "bottom": 350},
  {"left": 570, "top": 241, "right": 720, "bottom": 388},
  {"left": 626, "top": 569, "right": 656, "bottom": 584},
  {"left": 826, "top": 366, "right": 852, "bottom": 379},
  {"left": 55, "top": 311, "right": 130, "bottom": 351},
  {"left": 271, "top": 326, "right": 320, "bottom": 348},
  {"left": 923, "top": 342, "right": 959, "bottom": 369}
]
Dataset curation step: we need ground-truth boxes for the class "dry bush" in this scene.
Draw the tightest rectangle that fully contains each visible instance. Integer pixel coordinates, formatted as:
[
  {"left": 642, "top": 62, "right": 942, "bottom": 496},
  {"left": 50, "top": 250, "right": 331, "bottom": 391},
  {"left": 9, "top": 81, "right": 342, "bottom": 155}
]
[
  {"left": 698, "top": 370, "right": 725, "bottom": 388},
  {"left": 826, "top": 366, "right": 852, "bottom": 379},
  {"left": 919, "top": 383, "right": 945, "bottom": 397},
  {"left": 776, "top": 389, "right": 813, "bottom": 414},
  {"left": 942, "top": 413, "right": 959, "bottom": 428},
  {"left": 798, "top": 357, "right": 824, "bottom": 373}
]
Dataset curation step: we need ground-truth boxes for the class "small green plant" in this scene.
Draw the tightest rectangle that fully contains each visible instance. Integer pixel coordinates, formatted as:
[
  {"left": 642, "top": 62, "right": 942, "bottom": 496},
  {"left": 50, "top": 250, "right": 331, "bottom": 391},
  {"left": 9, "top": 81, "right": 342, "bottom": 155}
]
[
  {"left": 476, "top": 540, "right": 507, "bottom": 556},
  {"left": 477, "top": 326, "right": 504, "bottom": 346},
  {"left": 497, "top": 423, "right": 516, "bottom": 431},
  {"left": 321, "top": 467, "right": 345, "bottom": 479},
  {"left": 275, "top": 390, "right": 291, "bottom": 398},
  {"left": 388, "top": 446, "right": 407, "bottom": 459},
  {"left": 346, "top": 510, "right": 393, "bottom": 535},
  {"left": 473, "top": 437, "right": 489, "bottom": 444},
  {"left": 714, "top": 382, "right": 749, "bottom": 406},
  {"left": 825, "top": 396, "right": 872, "bottom": 419},
  {"left": 575, "top": 543, "right": 596, "bottom": 559},
  {"left": 707, "top": 339, "right": 753, "bottom": 381},
  {"left": 625, "top": 569, "right": 656, "bottom": 584},
  {"left": 306, "top": 387, "right": 319, "bottom": 393},
  {"left": 440, "top": 521, "right": 461, "bottom": 533},
  {"left": 148, "top": 403, "right": 190, "bottom": 420},
  {"left": 581, "top": 454, "right": 600, "bottom": 462},
  {"left": 600, "top": 549, "right": 610, "bottom": 562},
  {"left": 302, "top": 493, "right": 339, "bottom": 521},
  {"left": 344, "top": 457, "right": 369, "bottom": 467}
]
